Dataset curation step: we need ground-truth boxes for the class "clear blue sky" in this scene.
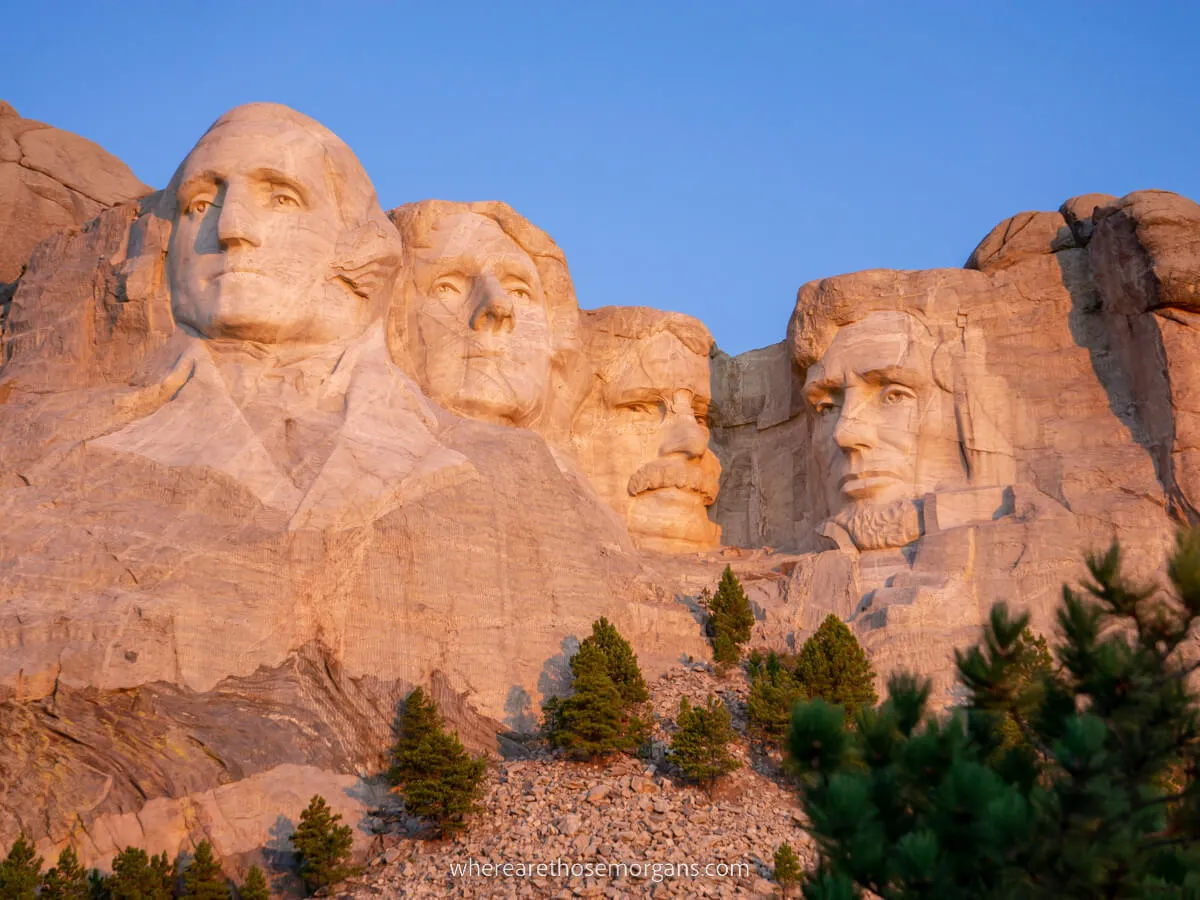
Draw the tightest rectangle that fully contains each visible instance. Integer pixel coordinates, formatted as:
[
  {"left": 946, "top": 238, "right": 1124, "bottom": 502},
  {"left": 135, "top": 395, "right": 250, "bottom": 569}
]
[{"left": 6, "top": 3, "right": 1199, "bottom": 355}]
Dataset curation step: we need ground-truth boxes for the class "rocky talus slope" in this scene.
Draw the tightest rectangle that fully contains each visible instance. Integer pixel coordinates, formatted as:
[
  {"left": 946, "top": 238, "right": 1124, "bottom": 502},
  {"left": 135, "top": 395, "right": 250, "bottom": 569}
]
[{"left": 339, "top": 664, "right": 813, "bottom": 899}]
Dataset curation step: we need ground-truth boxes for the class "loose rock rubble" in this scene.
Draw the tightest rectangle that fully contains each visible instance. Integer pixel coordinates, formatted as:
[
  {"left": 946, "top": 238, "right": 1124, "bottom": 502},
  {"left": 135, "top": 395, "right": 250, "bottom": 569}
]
[{"left": 338, "top": 664, "right": 812, "bottom": 898}]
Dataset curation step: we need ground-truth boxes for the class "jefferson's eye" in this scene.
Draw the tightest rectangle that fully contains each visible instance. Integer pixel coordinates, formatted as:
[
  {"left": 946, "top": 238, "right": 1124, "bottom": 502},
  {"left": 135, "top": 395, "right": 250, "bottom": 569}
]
[
  {"left": 433, "top": 280, "right": 461, "bottom": 297},
  {"left": 271, "top": 193, "right": 301, "bottom": 209}
]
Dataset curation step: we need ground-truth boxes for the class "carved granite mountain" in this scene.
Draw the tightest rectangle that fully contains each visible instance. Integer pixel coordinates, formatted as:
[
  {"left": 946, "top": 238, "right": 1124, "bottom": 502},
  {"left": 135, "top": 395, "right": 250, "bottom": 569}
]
[
  {"left": 0, "top": 104, "right": 709, "bottom": 868},
  {"left": 2, "top": 99, "right": 1199, "bottom": 880},
  {"left": 0, "top": 99, "right": 149, "bottom": 287},
  {"left": 710, "top": 192, "right": 1193, "bottom": 694}
]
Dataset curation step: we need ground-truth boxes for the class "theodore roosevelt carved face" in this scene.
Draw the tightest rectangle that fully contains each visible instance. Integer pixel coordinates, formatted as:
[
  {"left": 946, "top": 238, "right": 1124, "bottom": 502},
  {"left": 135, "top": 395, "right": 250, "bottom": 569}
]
[
  {"left": 167, "top": 103, "right": 397, "bottom": 346},
  {"left": 574, "top": 307, "right": 721, "bottom": 553}
]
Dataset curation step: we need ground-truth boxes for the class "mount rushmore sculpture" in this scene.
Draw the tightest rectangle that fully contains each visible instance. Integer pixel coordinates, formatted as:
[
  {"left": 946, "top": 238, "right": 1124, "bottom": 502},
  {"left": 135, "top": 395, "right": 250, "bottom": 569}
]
[{"left": 1, "top": 99, "right": 1198, "bottom": 868}]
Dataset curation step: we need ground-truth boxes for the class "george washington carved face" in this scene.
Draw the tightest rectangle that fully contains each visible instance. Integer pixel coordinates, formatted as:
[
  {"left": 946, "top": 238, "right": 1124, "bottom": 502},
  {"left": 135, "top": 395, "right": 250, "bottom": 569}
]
[{"left": 167, "top": 105, "right": 395, "bottom": 346}]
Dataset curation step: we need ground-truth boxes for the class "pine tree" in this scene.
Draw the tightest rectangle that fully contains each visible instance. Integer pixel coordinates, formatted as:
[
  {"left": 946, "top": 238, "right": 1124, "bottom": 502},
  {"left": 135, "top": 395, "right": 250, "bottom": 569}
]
[
  {"left": 579, "top": 617, "right": 649, "bottom": 705},
  {"left": 0, "top": 833, "right": 43, "bottom": 900},
  {"left": 180, "top": 840, "right": 229, "bottom": 900},
  {"left": 235, "top": 865, "right": 269, "bottom": 900},
  {"left": 41, "top": 846, "right": 90, "bottom": 900},
  {"left": 773, "top": 841, "right": 801, "bottom": 897},
  {"left": 551, "top": 642, "right": 635, "bottom": 758},
  {"left": 992, "top": 625, "right": 1053, "bottom": 761},
  {"left": 87, "top": 869, "right": 108, "bottom": 900},
  {"left": 388, "top": 686, "right": 488, "bottom": 838},
  {"left": 291, "top": 795, "right": 356, "bottom": 893},
  {"left": 704, "top": 566, "right": 755, "bottom": 666},
  {"left": 105, "top": 847, "right": 175, "bottom": 900},
  {"left": 668, "top": 695, "right": 741, "bottom": 788},
  {"left": 794, "top": 613, "right": 877, "bottom": 721},
  {"left": 747, "top": 650, "right": 806, "bottom": 747},
  {"left": 787, "top": 533, "right": 1200, "bottom": 899}
]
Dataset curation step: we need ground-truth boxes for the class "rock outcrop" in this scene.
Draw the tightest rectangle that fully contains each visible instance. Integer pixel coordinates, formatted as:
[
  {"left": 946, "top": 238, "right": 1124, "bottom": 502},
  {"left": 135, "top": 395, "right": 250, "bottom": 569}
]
[
  {"left": 0, "top": 99, "right": 149, "bottom": 288},
  {"left": 3, "top": 99, "right": 1200, "bottom": 882}
]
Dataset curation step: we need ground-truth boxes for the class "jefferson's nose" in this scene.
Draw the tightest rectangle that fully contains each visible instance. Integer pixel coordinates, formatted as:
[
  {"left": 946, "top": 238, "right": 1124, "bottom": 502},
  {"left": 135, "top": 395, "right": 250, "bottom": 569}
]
[
  {"left": 216, "top": 187, "right": 262, "bottom": 250},
  {"left": 468, "top": 275, "right": 515, "bottom": 333}
]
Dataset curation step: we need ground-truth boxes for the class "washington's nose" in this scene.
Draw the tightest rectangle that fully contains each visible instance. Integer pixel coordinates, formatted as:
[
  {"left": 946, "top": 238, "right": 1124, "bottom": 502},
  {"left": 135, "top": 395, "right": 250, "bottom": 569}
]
[
  {"left": 659, "top": 406, "right": 708, "bottom": 460},
  {"left": 468, "top": 276, "right": 515, "bottom": 333},
  {"left": 216, "top": 188, "right": 261, "bottom": 250}
]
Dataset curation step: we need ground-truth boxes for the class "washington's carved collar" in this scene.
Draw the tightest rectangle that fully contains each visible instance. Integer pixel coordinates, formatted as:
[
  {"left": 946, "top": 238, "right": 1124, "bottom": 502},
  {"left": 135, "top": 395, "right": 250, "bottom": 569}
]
[{"left": 93, "top": 323, "right": 472, "bottom": 530}]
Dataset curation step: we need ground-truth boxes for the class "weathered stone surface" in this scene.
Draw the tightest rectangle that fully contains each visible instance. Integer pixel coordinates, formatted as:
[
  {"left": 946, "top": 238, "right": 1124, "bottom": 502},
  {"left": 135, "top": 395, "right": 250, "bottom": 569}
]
[
  {"left": 1088, "top": 190, "right": 1200, "bottom": 525},
  {"left": 0, "top": 104, "right": 710, "bottom": 863},
  {"left": 711, "top": 197, "right": 1187, "bottom": 694},
  {"left": 0, "top": 100, "right": 149, "bottom": 286},
  {"left": 1061, "top": 192, "right": 1118, "bottom": 245},
  {"left": 4, "top": 99, "right": 1200, "bottom": 879},
  {"left": 965, "top": 210, "right": 1070, "bottom": 271}
]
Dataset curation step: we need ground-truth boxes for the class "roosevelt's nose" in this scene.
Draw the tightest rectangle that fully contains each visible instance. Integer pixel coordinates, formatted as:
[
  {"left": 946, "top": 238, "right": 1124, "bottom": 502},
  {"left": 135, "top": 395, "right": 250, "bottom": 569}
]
[
  {"left": 659, "top": 395, "right": 709, "bottom": 459},
  {"left": 832, "top": 391, "right": 877, "bottom": 452},
  {"left": 216, "top": 186, "right": 262, "bottom": 250},
  {"left": 468, "top": 275, "right": 515, "bottom": 333}
]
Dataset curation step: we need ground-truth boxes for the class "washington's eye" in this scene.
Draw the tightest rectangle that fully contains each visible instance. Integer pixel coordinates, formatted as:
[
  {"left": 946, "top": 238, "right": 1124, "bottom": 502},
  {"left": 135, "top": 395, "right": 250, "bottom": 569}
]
[{"left": 186, "top": 197, "right": 212, "bottom": 216}]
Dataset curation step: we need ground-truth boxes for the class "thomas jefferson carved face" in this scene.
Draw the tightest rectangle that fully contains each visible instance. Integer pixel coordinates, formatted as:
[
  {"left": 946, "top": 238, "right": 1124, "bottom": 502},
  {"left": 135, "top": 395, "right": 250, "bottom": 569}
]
[
  {"left": 168, "top": 115, "right": 375, "bottom": 345},
  {"left": 576, "top": 322, "right": 721, "bottom": 553},
  {"left": 407, "top": 213, "right": 553, "bottom": 426},
  {"left": 803, "top": 311, "right": 966, "bottom": 524}
]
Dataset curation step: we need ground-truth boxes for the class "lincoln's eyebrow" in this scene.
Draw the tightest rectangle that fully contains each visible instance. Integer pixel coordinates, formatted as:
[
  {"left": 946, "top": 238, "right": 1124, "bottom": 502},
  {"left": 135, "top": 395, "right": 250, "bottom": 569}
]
[{"left": 861, "top": 365, "right": 920, "bottom": 386}]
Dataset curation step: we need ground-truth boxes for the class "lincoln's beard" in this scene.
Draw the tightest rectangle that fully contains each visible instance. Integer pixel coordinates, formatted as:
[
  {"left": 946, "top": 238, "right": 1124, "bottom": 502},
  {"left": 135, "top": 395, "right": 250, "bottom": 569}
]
[{"left": 830, "top": 498, "right": 923, "bottom": 551}]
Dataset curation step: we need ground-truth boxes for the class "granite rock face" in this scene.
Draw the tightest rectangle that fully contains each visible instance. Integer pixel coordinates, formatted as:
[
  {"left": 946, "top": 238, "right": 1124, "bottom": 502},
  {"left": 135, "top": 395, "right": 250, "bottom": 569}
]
[
  {"left": 3, "top": 100, "right": 1200, "bottom": 877},
  {"left": 0, "top": 99, "right": 149, "bottom": 287},
  {"left": 709, "top": 191, "right": 1195, "bottom": 695},
  {"left": 0, "top": 104, "right": 708, "bottom": 867}
]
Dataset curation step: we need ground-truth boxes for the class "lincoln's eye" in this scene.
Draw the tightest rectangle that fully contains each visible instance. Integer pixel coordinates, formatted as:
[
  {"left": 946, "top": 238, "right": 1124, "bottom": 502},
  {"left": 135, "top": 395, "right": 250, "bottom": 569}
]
[
  {"left": 881, "top": 386, "right": 914, "bottom": 406},
  {"left": 508, "top": 286, "right": 531, "bottom": 301}
]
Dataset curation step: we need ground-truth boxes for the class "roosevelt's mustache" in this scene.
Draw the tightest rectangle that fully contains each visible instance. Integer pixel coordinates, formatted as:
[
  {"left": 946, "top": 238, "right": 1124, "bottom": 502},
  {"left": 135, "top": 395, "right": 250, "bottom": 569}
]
[{"left": 627, "top": 457, "right": 719, "bottom": 504}]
